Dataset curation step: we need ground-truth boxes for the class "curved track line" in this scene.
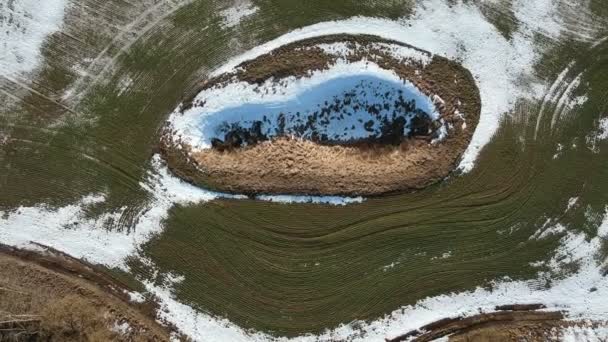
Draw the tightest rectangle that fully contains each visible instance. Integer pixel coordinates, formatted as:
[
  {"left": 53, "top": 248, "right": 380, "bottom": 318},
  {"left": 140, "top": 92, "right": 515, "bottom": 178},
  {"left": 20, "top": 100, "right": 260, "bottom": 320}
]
[
  {"left": 550, "top": 71, "right": 584, "bottom": 131},
  {"left": 533, "top": 62, "right": 574, "bottom": 140},
  {"left": 64, "top": 0, "right": 195, "bottom": 105}
]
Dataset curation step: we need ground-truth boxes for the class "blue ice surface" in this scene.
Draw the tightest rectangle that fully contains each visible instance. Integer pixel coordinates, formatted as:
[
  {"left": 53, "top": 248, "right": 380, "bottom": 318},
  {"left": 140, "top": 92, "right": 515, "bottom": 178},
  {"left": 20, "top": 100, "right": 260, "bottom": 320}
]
[{"left": 197, "top": 74, "right": 437, "bottom": 144}]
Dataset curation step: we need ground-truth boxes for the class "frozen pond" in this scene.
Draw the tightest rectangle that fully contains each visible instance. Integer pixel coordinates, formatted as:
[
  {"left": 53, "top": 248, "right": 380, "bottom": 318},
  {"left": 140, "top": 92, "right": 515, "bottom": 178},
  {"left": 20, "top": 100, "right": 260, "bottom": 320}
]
[{"left": 193, "top": 74, "right": 441, "bottom": 149}]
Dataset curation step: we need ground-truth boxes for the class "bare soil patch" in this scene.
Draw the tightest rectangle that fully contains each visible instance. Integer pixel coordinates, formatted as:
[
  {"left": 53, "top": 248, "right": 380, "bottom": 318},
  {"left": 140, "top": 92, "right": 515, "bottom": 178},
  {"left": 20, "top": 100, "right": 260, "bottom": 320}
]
[
  {"left": 161, "top": 34, "right": 481, "bottom": 196},
  {"left": 0, "top": 245, "right": 171, "bottom": 342}
]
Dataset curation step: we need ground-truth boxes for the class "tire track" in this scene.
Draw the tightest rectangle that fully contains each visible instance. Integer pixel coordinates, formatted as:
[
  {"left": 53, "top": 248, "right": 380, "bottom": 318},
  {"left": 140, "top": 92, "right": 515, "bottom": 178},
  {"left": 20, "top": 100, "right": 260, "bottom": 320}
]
[{"left": 63, "top": 0, "right": 196, "bottom": 105}]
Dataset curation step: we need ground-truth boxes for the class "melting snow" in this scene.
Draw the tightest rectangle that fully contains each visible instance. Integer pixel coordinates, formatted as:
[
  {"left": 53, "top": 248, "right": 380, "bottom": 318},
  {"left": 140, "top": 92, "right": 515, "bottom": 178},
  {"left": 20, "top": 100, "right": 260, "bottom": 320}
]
[
  {"left": 561, "top": 324, "right": 608, "bottom": 341},
  {"left": 585, "top": 117, "right": 608, "bottom": 153},
  {"left": 0, "top": 0, "right": 67, "bottom": 78},
  {"left": 127, "top": 291, "right": 146, "bottom": 303},
  {"left": 112, "top": 321, "right": 132, "bottom": 335},
  {"left": 598, "top": 207, "right": 608, "bottom": 239},
  {"left": 598, "top": 118, "right": 608, "bottom": 140},
  {"left": 220, "top": 2, "right": 258, "bottom": 28},
  {"left": 567, "top": 197, "right": 579, "bottom": 212}
]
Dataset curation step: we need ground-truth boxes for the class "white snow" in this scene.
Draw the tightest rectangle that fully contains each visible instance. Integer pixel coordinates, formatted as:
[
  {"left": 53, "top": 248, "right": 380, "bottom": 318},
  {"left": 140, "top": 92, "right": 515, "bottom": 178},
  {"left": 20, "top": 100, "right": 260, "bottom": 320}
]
[
  {"left": 220, "top": 2, "right": 258, "bottom": 28},
  {"left": 568, "top": 94, "right": 589, "bottom": 110},
  {"left": 127, "top": 291, "right": 146, "bottom": 303},
  {"left": 598, "top": 208, "right": 608, "bottom": 239},
  {"left": 532, "top": 223, "right": 567, "bottom": 240},
  {"left": 597, "top": 118, "right": 608, "bottom": 141},
  {"left": 431, "top": 251, "right": 453, "bottom": 260},
  {"left": 381, "top": 261, "right": 401, "bottom": 272},
  {"left": 512, "top": 0, "right": 562, "bottom": 39},
  {"left": 117, "top": 75, "right": 134, "bottom": 96},
  {"left": 146, "top": 281, "right": 265, "bottom": 342},
  {"left": 0, "top": 194, "right": 129, "bottom": 264},
  {"left": 112, "top": 321, "right": 132, "bottom": 335},
  {"left": 315, "top": 42, "right": 352, "bottom": 56},
  {"left": 529, "top": 218, "right": 565, "bottom": 240},
  {"left": 371, "top": 42, "right": 431, "bottom": 66},
  {"left": 586, "top": 117, "right": 608, "bottom": 153},
  {"left": 561, "top": 324, "right": 608, "bottom": 342},
  {"left": 0, "top": 0, "right": 67, "bottom": 78},
  {"left": 567, "top": 197, "right": 579, "bottom": 212}
]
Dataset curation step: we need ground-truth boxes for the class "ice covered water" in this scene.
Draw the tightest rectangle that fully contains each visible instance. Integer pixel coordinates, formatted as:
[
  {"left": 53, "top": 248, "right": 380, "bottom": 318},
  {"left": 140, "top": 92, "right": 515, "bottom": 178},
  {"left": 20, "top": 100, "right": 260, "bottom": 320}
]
[{"left": 196, "top": 75, "right": 439, "bottom": 148}]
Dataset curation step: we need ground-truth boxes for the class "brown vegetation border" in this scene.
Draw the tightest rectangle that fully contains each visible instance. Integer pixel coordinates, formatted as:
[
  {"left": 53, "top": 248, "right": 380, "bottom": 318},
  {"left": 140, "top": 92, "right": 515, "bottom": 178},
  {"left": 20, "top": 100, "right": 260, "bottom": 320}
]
[
  {"left": 387, "top": 308, "right": 565, "bottom": 342},
  {"left": 160, "top": 34, "right": 481, "bottom": 196},
  {"left": 0, "top": 243, "right": 144, "bottom": 307},
  {"left": 0, "top": 243, "right": 174, "bottom": 339}
]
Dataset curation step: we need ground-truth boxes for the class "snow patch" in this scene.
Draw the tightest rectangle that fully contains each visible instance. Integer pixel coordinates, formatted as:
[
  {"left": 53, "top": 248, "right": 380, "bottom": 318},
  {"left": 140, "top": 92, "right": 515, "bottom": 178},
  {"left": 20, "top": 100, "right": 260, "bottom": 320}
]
[
  {"left": 382, "top": 261, "right": 401, "bottom": 272},
  {"left": 0, "top": 194, "right": 133, "bottom": 265},
  {"left": 561, "top": 324, "right": 608, "bottom": 342},
  {"left": 117, "top": 75, "right": 134, "bottom": 96},
  {"left": 598, "top": 208, "right": 608, "bottom": 239},
  {"left": 316, "top": 42, "right": 352, "bottom": 56},
  {"left": 585, "top": 117, "right": 608, "bottom": 153},
  {"left": 512, "top": 0, "right": 562, "bottom": 39},
  {"left": 220, "top": 2, "right": 258, "bottom": 28},
  {"left": 372, "top": 42, "right": 431, "bottom": 66},
  {"left": 568, "top": 94, "right": 589, "bottom": 110},
  {"left": 597, "top": 118, "right": 608, "bottom": 141},
  {"left": 127, "top": 291, "right": 146, "bottom": 303},
  {"left": 0, "top": 0, "right": 67, "bottom": 78},
  {"left": 431, "top": 251, "right": 453, "bottom": 260},
  {"left": 567, "top": 197, "right": 579, "bottom": 212}
]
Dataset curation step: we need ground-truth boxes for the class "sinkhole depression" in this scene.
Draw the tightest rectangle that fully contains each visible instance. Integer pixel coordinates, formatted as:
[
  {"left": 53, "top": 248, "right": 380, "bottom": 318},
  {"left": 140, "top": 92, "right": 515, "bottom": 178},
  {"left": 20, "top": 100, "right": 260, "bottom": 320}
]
[{"left": 160, "top": 34, "right": 481, "bottom": 196}]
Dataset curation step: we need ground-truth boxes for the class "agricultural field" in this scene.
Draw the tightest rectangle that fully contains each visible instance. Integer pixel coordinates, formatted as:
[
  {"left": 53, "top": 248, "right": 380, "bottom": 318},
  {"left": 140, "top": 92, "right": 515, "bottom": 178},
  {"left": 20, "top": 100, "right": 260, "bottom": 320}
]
[{"left": 1, "top": 0, "right": 608, "bottom": 341}]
